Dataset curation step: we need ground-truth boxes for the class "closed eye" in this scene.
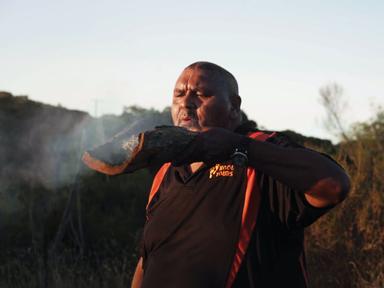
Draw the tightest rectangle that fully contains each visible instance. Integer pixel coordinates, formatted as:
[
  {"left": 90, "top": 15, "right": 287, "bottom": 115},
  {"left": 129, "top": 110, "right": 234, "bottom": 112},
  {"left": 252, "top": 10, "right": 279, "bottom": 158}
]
[
  {"left": 196, "top": 91, "right": 212, "bottom": 98},
  {"left": 174, "top": 89, "right": 185, "bottom": 97}
]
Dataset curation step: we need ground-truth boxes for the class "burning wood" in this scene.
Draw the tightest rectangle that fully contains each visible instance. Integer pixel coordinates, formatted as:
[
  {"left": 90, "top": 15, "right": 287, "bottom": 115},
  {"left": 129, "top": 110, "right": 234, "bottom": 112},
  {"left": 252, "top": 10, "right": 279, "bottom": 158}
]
[{"left": 82, "top": 126, "right": 196, "bottom": 175}]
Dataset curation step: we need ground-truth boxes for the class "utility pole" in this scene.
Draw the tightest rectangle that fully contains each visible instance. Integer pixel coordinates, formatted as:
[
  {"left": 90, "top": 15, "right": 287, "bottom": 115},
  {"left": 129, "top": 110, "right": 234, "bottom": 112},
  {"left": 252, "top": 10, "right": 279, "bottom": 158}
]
[{"left": 92, "top": 98, "right": 100, "bottom": 117}]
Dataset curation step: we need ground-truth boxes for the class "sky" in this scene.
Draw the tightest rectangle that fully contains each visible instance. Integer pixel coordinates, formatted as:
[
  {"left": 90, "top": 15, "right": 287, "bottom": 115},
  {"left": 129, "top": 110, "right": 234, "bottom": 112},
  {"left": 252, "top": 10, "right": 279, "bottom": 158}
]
[{"left": 1, "top": 0, "right": 383, "bottom": 141}]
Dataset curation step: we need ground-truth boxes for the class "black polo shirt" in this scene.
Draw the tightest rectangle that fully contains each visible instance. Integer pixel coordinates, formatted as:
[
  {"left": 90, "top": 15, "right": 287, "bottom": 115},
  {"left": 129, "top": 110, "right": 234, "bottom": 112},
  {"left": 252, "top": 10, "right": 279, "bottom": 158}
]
[{"left": 141, "top": 131, "right": 334, "bottom": 288}]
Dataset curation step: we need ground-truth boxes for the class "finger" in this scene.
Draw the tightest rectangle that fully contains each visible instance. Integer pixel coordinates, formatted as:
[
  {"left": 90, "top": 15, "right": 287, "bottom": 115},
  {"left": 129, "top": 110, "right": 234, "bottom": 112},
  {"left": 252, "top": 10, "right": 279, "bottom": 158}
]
[{"left": 200, "top": 126, "right": 211, "bottom": 132}]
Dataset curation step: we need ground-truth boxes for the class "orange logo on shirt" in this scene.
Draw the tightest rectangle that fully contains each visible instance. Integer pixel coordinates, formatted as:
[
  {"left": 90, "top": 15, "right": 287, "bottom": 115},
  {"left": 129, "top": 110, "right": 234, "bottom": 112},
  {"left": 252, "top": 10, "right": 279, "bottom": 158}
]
[{"left": 209, "top": 164, "right": 234, "bottom": 179}]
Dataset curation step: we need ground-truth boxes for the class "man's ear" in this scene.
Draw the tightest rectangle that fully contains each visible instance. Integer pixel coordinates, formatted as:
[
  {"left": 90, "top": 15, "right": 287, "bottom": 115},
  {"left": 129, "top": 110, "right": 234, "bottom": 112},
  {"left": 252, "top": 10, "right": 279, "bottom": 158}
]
[{"left": 229, "top": 95, "right": 241, "bottom": 120}]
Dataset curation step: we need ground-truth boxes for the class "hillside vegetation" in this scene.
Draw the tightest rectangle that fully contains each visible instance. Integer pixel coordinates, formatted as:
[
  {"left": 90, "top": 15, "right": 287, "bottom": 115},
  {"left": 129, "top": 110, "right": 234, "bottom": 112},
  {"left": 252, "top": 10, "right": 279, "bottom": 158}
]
[{"left": 0, "top": 91, "right": 382, "bottom": 287}]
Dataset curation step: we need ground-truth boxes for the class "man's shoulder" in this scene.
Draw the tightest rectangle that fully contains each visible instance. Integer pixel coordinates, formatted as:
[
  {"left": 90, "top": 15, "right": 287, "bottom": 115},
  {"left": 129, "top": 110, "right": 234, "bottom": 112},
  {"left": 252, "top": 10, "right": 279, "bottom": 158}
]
[{"left": 247, "top": 129, "right": 304, "bottom": 149}]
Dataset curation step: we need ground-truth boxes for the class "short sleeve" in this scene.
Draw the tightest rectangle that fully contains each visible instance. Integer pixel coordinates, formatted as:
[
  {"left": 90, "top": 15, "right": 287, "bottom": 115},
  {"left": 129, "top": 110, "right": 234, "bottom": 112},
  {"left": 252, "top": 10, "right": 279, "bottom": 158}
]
[
  {"left": 258, "top": 174, "right": 334, "bottom": 229},
  {"left": 257, "top": 132, "right": 336, "bottom": 229}
]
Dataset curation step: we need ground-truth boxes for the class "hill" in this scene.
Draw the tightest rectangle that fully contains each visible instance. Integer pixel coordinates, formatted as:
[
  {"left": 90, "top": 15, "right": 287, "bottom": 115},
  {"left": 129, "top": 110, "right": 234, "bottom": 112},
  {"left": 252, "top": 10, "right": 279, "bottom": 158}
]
[{"left": 2, "top": 91, "right": 381, "bottom": 287}]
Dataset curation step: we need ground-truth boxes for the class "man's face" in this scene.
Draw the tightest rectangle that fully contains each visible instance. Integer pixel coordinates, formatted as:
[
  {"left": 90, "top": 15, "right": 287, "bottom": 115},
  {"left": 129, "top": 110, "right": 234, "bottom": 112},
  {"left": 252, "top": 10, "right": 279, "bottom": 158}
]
[{"left": 171, "top": 67, "right": 236, "bottom": 132}]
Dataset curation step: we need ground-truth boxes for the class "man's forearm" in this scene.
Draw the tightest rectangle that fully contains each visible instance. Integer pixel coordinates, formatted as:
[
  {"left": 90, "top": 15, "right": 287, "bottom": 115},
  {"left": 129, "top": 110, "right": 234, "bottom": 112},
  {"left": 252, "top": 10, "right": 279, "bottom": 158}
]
[
  {"left": 171, "top": 127, "right": 350, "bottom": 206},
  {"left": 247, "top": 139, "right": 350, "bottom": 205}
]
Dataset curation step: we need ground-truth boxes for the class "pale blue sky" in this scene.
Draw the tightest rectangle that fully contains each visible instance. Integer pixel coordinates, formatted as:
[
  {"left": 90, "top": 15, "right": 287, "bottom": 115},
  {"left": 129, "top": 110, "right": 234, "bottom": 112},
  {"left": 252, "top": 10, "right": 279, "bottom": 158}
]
[{"left": 1, "top": 0, "right": 383, "bottom": 140}]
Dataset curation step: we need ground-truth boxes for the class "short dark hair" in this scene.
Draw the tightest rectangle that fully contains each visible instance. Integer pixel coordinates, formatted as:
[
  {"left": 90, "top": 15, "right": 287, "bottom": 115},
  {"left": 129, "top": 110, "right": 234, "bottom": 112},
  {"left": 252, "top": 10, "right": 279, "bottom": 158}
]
[{"left": 185, "top": 61, "right": 239, "bottom": 98}]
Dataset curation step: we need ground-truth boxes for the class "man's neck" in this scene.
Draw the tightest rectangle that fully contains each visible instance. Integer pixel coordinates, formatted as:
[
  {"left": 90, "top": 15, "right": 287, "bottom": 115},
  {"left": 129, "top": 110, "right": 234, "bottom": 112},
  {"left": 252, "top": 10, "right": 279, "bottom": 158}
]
[{"left": 190, "top": 162, "right": 204, "bottom": 173}]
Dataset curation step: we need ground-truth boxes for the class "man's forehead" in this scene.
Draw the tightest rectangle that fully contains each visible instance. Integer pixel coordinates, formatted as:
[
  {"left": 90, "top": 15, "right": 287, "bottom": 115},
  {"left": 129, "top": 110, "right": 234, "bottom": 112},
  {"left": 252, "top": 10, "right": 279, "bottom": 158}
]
[{"left": 175, "top": 67, "right": 226, "bottom": 88}]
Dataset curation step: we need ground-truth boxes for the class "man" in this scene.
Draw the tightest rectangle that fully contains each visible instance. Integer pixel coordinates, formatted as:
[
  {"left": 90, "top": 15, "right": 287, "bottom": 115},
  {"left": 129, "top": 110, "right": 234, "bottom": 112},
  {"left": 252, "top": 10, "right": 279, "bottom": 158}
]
[{"left": 131, "top": 62, "right": 350, "bottom": 288}]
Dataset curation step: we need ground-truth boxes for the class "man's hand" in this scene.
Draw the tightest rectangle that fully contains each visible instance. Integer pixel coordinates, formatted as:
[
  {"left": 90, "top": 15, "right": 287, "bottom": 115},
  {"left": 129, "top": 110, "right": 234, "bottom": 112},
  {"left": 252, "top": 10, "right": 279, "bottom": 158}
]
[{"left": 172, "top": 127, "right": 247, "bottom": 166}]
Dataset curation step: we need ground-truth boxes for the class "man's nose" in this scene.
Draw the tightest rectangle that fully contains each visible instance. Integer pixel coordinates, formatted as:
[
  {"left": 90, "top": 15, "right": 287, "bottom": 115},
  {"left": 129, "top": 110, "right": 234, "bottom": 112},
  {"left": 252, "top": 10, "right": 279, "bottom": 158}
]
[{"left": 181, "top": 90, "right": 197, "bottom": 109}]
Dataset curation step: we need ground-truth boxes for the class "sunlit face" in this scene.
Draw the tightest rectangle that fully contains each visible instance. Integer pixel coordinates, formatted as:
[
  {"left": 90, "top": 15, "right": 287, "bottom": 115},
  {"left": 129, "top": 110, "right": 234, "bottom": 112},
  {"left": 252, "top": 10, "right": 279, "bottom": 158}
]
[{"left": 171, "top": 67, "right": 238, "bottom": 132}]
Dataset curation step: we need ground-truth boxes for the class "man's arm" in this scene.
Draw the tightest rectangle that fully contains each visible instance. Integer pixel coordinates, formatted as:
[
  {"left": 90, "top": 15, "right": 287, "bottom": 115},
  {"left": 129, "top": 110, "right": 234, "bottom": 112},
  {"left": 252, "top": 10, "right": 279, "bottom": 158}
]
[
  {"left": 246, "top": 138, "right": 350, "bottom": 207},
  {"left": 131, "top": 257, "right": 144, "bottom": 288},
  {"left": 172, "top": 128, "right": 350, "bottom": 208}
]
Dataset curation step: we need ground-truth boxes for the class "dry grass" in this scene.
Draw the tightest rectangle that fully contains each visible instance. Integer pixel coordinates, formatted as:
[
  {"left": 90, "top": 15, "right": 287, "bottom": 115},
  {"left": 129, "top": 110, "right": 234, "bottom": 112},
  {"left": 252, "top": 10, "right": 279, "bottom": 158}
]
[
  {"left": 306, "top": 112, "right": 384, "bottom": 288},
  {"left": 0, "top": 247, "right": 138, "bottom": 288}
]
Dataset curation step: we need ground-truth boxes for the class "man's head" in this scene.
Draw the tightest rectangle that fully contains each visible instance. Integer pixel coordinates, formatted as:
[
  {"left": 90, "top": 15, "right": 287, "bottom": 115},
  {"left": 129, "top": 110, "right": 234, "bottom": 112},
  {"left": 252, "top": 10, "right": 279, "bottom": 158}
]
[{"left": 171, "top": 61, "right": 242, "bottom": 132}]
